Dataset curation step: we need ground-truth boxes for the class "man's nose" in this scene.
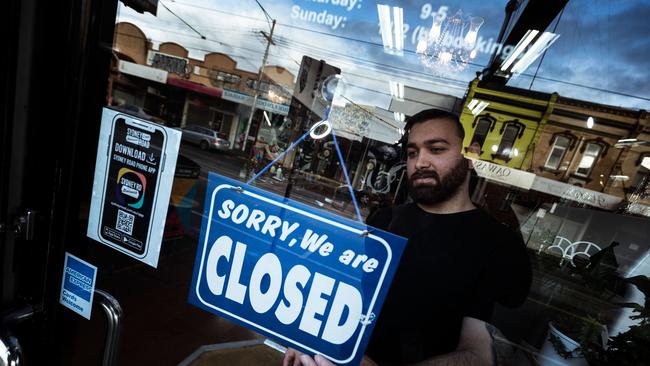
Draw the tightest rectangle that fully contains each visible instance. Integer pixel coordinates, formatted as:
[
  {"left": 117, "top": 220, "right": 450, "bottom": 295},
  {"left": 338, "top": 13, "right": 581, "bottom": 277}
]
[{"left": 414, "top": 151, "right": 432, "bottom": 169}]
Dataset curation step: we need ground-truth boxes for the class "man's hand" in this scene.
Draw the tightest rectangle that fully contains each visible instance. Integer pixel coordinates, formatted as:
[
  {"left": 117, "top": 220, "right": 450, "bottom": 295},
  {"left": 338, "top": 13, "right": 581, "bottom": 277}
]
[
  {"left": 282, "top": 348, "right": 302, "bottom": 366},
  {"left": 283, "top": 349, "right": 334, "bottom": 366},
  {"left": 413, "top": 317, "right": 500, "bottom": 366},
  {"left": 283, "top": 348, "right": 378, "bottom": 366}
]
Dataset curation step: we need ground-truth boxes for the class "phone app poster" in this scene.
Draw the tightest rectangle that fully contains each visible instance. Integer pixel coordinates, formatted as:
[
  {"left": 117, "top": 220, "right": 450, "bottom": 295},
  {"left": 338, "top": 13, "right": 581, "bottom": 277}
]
[
  {"left": 189, "top": 173, "right": 407, "bottom": 365},
  {"left": 87, "top": 107, "right": 181, "bottom": 267}
]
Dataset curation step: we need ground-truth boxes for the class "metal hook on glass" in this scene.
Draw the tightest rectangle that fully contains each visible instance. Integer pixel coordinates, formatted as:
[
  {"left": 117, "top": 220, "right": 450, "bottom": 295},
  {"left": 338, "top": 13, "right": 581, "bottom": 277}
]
[{"left": 309, "top": 119, "right": 333, "bottom": 140}]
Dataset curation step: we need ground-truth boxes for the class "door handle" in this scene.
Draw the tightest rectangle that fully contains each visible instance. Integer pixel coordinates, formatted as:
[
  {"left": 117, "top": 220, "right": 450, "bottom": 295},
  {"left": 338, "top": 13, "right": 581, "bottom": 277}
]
[
  {"left": 11, "top": 209, "right": 37, "bottom": 241},
  {"left": 94, "top": 289, "right": 123, "bottom": 366},
  {"left": 0, "top": 306, "right": 35, "bottom": 366},
  {"left": 0, "top": 334, "right": 22, "bottom": 366}
]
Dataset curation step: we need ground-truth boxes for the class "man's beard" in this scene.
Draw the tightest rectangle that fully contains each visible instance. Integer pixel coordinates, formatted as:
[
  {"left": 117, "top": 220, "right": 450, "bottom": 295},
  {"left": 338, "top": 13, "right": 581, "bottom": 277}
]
[{"left": 407, "top": 158, "right": 469, "bottom": 205}]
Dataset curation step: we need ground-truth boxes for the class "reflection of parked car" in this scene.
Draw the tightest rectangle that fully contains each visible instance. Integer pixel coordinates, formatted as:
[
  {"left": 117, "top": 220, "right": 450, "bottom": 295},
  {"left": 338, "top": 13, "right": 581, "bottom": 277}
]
[
  {"left": 180, "top": 125, "right": 230, "bottom": 151},
  {"left": 111, "top": 104, "right": 167, "bottom": 125}
]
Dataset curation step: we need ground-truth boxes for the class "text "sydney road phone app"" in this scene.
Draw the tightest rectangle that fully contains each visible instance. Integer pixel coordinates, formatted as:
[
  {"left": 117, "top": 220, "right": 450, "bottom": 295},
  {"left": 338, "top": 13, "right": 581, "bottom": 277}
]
[{"left": 99, "top": 116, "right": 166, "bottom": 256}]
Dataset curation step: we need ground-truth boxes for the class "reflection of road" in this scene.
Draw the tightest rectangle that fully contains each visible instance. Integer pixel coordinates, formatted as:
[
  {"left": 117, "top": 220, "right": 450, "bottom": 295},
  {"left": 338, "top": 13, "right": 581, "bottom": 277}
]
[
  {"left": 179, "top": 143, "right": 246, "bottom": 180},
  {"left": 178, "top": 143, "right": 367, "bottom": 222}
]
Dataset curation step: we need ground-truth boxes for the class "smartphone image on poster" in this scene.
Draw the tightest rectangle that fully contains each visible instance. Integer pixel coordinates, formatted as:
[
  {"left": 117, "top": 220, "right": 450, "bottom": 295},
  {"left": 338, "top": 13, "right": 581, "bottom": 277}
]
[{"left": 97, "top": 114, "right": 167, "bottom": 257}]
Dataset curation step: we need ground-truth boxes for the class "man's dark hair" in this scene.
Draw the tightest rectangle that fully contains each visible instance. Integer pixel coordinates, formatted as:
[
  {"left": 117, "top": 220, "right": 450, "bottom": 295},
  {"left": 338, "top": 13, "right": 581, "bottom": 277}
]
[{"left": 403, "top": 108, "right": 465, "bottom": 142}]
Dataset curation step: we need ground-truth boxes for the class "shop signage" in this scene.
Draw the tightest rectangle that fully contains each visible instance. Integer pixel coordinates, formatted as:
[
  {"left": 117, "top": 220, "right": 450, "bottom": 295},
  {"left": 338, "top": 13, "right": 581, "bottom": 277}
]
[
  {"left": 59, "top": 253, "right": 97, "bottom": 319},
  {"left": 531, "top": 176, "right": 622, "bottom": 210},
  {"left": 189, "top": 173, "right": 406, "bottom": 365},
  {"left": 147, "top": 51, "right": 191, "bottom": 78},
  {"left": 221, "top": 89, "right": 290, "bottom": 115},
  {"left": 626, "top": 202, "right": 650, "bottom": 217},
  {"left": 87, "top": 108, "right": 181, "bottom": 267},
  {"left": 469, "top": 158, "right": 536, "bottom": 190},
  {"left": 118, "top": 60, "right": 168, "bottom": 83}
]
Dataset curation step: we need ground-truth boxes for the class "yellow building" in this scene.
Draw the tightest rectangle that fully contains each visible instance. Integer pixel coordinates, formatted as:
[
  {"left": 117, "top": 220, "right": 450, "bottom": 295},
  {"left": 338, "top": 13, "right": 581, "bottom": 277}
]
[
  {"left": 461, "top": 77, "right": 650, "bottom": 213},
  {"left": 460, "top": 78, "right": 557, "bottom": 169}
]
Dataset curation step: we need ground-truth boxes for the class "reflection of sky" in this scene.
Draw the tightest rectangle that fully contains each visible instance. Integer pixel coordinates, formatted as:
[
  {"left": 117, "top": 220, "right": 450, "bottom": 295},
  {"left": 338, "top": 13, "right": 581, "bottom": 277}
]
[{"left": 117, "top": 0, "right": 650, "bottom": 110}]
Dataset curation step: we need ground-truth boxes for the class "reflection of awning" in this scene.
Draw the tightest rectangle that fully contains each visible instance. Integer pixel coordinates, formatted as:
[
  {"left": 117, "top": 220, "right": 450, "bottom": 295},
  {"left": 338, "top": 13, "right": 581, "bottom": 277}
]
[
  {"left": 468, "top": 158, "right": 536, "bottom": 190},
  {"left": 118, "top": 60, "right": 167, "bottom": 83},
  {"left": 167, "top": 77, "right": 222, "bottom": 98},
  {"left": 531, "top": 176, "right": 622, "bottom": 210},
  {"left": 467, "top": 158, "right": 622, "bottom": 210}
]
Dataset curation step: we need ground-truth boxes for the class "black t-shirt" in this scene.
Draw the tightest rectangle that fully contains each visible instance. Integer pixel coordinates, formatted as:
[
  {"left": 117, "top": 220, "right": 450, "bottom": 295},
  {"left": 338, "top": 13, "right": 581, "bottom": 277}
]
[{"left": 365, "top": 204, "right": 532, "bottom": 365}]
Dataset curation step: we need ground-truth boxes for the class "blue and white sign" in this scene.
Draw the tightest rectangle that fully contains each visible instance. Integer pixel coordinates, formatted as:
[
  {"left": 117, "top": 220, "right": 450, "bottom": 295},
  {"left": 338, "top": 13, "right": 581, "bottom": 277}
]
[
  {"left": 189, "top": 173, "right": 406, "bottom": 365},
  {"left": 59, "top": 253, "right": 97, "bottom": 320}
]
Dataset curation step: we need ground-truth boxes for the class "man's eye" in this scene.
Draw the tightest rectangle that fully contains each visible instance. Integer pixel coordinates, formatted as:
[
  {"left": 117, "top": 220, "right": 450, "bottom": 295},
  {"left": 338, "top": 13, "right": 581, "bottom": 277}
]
[
  {"left": 430, "top": 147, "right": 445, "bottom": 153},
  {"left": 407, "top": 151, "right": 417, "bottom": 158}
]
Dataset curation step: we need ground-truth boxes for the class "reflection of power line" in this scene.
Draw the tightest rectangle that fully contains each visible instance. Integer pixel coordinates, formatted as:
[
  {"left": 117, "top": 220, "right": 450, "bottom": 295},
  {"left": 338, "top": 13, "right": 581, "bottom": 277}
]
[
  {"left": 273, "top": 37, "right": 469, "bottom": 88},
  {"left": 115, "top": 31, "right": 265, "bottom": 60},
  {"left": 118, "top": 16, "right": 253, "bottom": 36},
  {"left": 267, "top": 40, "right": 470, "bottom": 112},
  {"left": 159, "top": 1, "right": 206, "bottom": 39},
  {"left": 255, "top": 48, "right": 405, "bottom": 130},
  {"left": 165, "top": 1, "right": 409, "bottom": 56},
  {"left": 151, "top": 1, "right": 650, "bottom": 102},
  {"left": 529, "top": 6, "right": 565, "bottom": 90},
  {"left": 529, "top": 76, "right": 650, "bottom": 102}
]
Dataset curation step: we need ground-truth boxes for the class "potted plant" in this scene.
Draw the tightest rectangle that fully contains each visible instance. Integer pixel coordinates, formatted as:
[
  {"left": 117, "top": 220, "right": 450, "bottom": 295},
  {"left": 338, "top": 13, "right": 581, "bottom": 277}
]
[
  {"left": 580, "top": 275, "right": 650, "bottom": 365},
  {"left": 544, "top": 273, "right": 650, "bottom": 365},
  {"left": 537, "top": 241, "right": 627, "bottom": 365}
]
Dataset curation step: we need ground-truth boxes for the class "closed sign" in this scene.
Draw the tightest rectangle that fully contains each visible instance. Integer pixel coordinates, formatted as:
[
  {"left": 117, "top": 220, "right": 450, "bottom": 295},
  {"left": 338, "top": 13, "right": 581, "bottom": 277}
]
[{"left": 189, "top": 173, "right": 406, "bottom": 365}]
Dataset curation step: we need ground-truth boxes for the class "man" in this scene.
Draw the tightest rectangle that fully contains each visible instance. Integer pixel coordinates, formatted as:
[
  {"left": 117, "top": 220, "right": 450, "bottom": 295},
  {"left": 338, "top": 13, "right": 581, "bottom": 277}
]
[{"left": 285, "top": 109, "right": 532, "bottom": 365}]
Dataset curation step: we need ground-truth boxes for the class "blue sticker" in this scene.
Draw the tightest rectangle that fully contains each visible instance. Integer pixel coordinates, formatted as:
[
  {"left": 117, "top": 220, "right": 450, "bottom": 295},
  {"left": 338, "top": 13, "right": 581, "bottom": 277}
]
[
  {"left": 59, "top": 253, "right": 97, "bottom": 319},
  {"left": 189, "top": 173, "right": 407, "bottom": 365}
]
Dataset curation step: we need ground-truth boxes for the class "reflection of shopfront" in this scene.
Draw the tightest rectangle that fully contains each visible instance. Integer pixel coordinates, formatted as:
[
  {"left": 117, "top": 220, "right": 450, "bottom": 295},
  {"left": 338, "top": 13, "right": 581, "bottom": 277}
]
[
  {"left": 225, "top": 89, "right": 291, "bottom": 150},
  {"left": 184, "top": 93, "right": 237, "bottom": 141}
]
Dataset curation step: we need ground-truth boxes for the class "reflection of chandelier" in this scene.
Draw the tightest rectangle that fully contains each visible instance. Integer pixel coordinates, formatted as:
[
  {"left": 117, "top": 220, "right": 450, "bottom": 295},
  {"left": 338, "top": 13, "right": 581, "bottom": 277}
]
[{"left": 417, "top": 10, "right": 483, "bottom": 74}]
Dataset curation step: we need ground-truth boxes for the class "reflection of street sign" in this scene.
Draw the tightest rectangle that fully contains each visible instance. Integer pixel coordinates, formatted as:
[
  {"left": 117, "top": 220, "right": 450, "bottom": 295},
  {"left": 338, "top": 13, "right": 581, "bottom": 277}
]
[
  {"left": 293, "top": 56, "right": 340, "bottom": 118},
  {"left": 189, "top": 173, "right": 406, "bottom": 365}
]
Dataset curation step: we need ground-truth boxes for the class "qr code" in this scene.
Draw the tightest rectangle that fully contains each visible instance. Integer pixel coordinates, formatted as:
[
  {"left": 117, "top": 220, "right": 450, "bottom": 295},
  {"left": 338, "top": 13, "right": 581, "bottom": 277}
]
[{"left": 116, "top": 210, "right": 134, "bottom": 235}]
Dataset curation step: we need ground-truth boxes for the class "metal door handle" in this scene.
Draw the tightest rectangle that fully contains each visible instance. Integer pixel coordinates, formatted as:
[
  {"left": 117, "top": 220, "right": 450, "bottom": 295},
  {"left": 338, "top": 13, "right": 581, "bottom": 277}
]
[
  {"left": 0, "top": 334, "right": 23, "bottom": 366},
  {"left": 11, "top": 209, "right": 37, "bottom": 241},
  {"left": 94, "top": 289, "right": 123, "bottom": 366},
  {"left": 0, "top": 306, "right": 34, "bottom": 366}
]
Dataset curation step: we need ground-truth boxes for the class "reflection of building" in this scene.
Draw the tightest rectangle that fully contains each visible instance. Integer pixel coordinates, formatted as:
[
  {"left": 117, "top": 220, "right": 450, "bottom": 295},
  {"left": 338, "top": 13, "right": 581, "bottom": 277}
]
[
  {"left": 534, "top": 98, "right": 649, "bottom": 199},
  {"left": 110, "top": 22, "right": 294, "bottom": 148},
  {"left": 460, "top": 77, "right": 650, "bottom": 213},
  {"left": 459, "top": 78, "right": 557, "bottom": 169}
]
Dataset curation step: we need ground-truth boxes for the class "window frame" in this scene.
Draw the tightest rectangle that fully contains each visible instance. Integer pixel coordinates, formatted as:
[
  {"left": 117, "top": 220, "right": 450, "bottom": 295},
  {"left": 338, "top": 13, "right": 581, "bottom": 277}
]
[
  {"left": 544, "top": 135, "right": 572, "bottom": 170},
  {"left": 492, "top": 120, "right": 525, "bottom": 162},
  {"left": 470, "top": 114, "right": 496, "bottom": 151},
  {"left": 574, "top": 141, "right": 603, "bottom": 177}
]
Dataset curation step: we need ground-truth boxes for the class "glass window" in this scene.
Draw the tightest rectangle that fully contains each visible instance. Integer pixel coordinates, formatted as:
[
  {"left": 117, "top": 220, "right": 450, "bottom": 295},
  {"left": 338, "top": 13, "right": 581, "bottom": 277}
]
[
  {"left": 471, "top": 117, "right": 492, "bottom": 149},
  {"left": 575, "top": 142, "right": 601, "bottom": 177},
  {"left": 545, "top": 135, "right": 571, "bottom": 170},
  {"left": 74, "top": 2, "right": 650, "bottom": 365},
  {"left": 495, "top": 124, "right": 519, "bottom": 160}
]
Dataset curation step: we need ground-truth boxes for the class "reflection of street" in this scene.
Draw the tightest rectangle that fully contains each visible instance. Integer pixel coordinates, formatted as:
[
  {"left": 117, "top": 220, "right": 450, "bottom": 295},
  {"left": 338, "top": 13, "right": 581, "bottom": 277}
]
[
  {"left": 178, "top": 143, "right": 367, "bottom": 222},
  {"left": 179, "top": 143, "right": 246, "bottom": 180}
]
